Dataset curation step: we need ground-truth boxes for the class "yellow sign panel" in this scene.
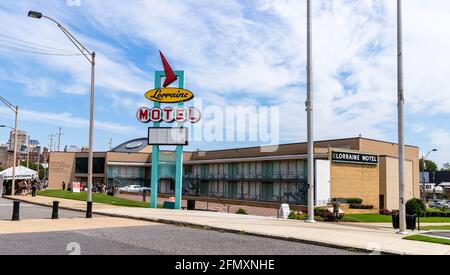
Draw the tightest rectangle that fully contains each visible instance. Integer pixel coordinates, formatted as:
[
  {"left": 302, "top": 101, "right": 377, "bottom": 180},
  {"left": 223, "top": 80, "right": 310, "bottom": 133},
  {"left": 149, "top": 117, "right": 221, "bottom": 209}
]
[{"left": 145, "top": 88, "right": 194, "bottom": 103}]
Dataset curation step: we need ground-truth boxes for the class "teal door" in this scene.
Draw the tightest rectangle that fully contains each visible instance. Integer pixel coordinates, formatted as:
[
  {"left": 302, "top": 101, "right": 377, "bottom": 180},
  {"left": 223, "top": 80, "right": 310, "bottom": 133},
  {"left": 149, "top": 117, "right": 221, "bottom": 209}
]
[
  {"left": 262, "top": 162, "right": 274, "bottom": 180},
  {"left": 228, "top": 163, "right": 238, "bottom": 179},
  {"left": 260, "top": 182, "right": 274, "bottom": 202},
  {"left": 227, "top": 182, "right": 238, "bottom": 199},
  {"left": 200, "top": 181, "right": 209, "bottom": 196},
  {"left": 201, "top": 164, "right": 209, "bottom": 179}
]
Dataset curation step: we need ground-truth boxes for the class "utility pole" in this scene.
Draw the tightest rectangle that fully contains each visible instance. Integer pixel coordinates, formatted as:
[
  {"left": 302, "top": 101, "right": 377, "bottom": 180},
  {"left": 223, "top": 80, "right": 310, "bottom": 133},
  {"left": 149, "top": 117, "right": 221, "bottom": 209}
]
[
  {"left": 36, "top": 146, "right": 40, "bottom": 180},
  {"left": 57, "top": 127, "right": 64, "bottom": 152},
  {"left": 49, "top": 134, "right": 55, "bottom": 152},
  {"left": 305, "top": 0, "right": 316, "bottom": 223},
  {"left": 109, "top": 138, "right": 112, "bottom": 150},
  {"left": 397, "top": 0, "right": 407, "bottom": 235},
  {"left": 26, "top": 135, "right": 30, "bottom": 168}
]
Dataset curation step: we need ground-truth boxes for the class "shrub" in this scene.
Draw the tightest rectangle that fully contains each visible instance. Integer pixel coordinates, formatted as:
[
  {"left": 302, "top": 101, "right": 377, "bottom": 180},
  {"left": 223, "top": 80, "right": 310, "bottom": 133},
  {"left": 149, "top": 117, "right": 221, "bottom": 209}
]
[
  {"left": 235, "top": 208, "right": 248, "bottom": 215},
  {"left": 333, "top": 198, "right": 363, "bottom": 205},
  {"left": 425, "top": 210, "right": 450, "bottom": 217},
  {"left": 379, "top": 209, "right": 393, "bottom": 215},
  {"left": 288, "top": 212, "right": 306, "bottom": 220},
  {"left": 406, "top": 198, "right": 426, "bottom": 217},
  {"left": 315, "top": 207, "right": 344, "bottom": 222},
  {"left": 350, "top": 204, "right": 374, "bottom": 210}
]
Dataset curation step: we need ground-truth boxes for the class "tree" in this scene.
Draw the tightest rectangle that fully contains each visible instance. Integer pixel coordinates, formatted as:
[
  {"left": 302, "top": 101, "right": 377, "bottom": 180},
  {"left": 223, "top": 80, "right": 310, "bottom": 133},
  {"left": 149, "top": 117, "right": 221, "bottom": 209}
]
[
  {"left": 442, "top": 163, "right": 450, "bottom": 171},
  {"left": 420, "top": 159, "right": 438, "bottom": 172},
  {"left": 0, "top": 166, "right": 3, "bottom": 172}
]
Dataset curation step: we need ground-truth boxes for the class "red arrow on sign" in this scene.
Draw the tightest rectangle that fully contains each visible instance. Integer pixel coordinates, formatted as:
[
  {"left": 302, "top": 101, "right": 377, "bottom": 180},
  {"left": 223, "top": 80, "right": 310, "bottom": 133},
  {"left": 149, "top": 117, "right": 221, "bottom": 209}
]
[{"left": 159, "top": 51, "right": 178, "bottom": 88}]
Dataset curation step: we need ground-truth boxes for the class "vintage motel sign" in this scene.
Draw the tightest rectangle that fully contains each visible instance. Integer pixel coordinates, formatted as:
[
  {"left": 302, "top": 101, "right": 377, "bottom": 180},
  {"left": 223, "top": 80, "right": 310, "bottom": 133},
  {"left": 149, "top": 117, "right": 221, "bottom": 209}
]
[
  {"left": 145, "top": 88, "right": 194, "bottom": 103},
  {"left": 136, "top": 107, "right": 201, "bottom": 124},
  {"left": 136, "top": 51, "right": 200, "bottom": 210}
]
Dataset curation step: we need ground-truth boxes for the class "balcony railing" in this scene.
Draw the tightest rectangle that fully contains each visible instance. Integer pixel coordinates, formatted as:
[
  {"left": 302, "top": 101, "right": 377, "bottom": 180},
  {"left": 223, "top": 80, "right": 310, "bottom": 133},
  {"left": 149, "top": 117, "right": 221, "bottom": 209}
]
[{"left": 184, "top": 172, "right": 306, "bottom": 181}]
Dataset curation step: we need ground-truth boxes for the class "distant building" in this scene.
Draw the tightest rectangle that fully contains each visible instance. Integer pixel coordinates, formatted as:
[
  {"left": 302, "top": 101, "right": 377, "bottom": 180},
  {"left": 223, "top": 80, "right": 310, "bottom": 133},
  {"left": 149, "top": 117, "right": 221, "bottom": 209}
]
[
  {"left": 0, "top": 145, "right": 8, "bottom": 168},
  {"left": 64, "top": 145, "right": 81, "bottom": 152},
  {"left": 8, "top": 130, "right": 27, "bottom": 152},
  {"left": 41, "top": 147, "right": 50, "bottom": 163}
]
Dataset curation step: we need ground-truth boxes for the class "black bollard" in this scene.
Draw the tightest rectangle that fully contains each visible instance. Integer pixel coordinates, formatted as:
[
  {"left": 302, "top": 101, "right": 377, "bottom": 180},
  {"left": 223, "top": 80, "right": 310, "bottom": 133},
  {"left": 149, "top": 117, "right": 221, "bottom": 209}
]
[
  {"left": 12, "top": 200, "right": 20, "bottom": 221},
  {"left": 52, "top": 201, "right": 60, "bottom": 219},
  {"left": 86, "top": 201, "right": 93, "bottom": 218}
]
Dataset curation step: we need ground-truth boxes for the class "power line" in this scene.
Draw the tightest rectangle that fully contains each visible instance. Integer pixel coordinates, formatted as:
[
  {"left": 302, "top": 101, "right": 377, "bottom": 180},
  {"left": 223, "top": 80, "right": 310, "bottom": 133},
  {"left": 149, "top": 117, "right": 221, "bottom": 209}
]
[
  {"left": 0, "top": 39, "right": 78, "bottom": 55},
  {"left": 0, "top": 43, "right": 84, "bottom": 56},
  {"left": 0, "top": 33, "right": 77, "bottom": 54}
]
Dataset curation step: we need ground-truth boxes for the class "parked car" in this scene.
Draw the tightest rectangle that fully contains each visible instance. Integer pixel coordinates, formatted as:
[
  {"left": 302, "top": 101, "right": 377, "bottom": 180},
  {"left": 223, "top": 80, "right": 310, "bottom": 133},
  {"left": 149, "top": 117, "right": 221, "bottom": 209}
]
[
  {"left": 118, "top": 185, "right": 142, "bottom": 193},
  {"left": 430, "top": 200, "right": 450, "bottom": 209},
  {"left": 140, "top": 187, "right": 151, "bottom": 193}
]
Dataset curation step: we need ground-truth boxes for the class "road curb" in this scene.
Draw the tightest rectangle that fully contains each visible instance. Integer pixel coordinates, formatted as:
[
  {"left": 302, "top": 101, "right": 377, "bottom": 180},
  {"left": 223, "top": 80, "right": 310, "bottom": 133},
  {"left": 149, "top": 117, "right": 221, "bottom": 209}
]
[{"left": 3, "top": 196, "right": 399, "bottom": 255}]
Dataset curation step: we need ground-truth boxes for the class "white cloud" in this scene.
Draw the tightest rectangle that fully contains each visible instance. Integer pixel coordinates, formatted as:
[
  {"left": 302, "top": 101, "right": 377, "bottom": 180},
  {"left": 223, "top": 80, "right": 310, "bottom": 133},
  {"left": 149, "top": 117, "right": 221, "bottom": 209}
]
[{"left": 0, "top": 106, "right": 136, "bottom": 134}]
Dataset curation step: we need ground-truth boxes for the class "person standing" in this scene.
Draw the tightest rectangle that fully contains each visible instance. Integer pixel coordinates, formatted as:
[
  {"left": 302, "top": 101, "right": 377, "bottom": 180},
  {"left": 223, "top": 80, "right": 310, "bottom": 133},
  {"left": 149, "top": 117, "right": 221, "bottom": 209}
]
[
  {"left": 62, "top": 181, "right": 66, "bottom": 191},
  {"left": 31, "top": 181, "right": 37, "bottom": 197}
]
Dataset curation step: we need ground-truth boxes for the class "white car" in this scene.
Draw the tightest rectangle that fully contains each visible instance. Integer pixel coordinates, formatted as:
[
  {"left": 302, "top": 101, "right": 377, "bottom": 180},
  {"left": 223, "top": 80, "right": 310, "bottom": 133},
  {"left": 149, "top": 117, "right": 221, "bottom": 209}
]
[
  {"left": 140, "top": 187, "right": 151, "bottom": 193},
  {"left": 118, "top": 185, "right": 142, "bottom": 193}
]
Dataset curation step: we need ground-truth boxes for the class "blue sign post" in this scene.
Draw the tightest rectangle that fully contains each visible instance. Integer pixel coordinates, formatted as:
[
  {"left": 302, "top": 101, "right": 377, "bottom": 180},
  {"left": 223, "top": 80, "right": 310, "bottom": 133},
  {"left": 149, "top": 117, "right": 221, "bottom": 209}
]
[{"left": 150, "top": 70, "right": 185, "bottom": 209}]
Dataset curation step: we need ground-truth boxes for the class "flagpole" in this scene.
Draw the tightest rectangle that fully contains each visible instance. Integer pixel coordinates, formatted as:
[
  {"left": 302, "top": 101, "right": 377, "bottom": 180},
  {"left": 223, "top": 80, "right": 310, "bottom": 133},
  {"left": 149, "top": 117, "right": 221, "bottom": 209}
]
[
  {"left": 305, "top": 0, "right": 316, "bottom": 223},
  {"left": 397, "top": 0, "right": 407, "bottom": 235}
]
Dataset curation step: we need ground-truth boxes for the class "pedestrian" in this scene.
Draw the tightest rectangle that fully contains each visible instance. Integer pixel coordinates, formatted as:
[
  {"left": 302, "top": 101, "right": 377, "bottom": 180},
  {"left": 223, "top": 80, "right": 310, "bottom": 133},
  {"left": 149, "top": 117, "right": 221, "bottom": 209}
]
[
  {"left": 21, "top": 181, "right": 28, "bottom": 196},
  {"left": 31, "top": 181, "right": 37, "bottom": 197},
  {"left": 62, "top": 181, "right": 66, "bottom": 191}
]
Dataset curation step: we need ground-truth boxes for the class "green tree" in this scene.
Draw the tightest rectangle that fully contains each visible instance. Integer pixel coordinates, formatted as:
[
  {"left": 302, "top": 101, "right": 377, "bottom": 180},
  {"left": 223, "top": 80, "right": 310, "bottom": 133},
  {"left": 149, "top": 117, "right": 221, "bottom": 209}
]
[
  {"left": 406, "top": 198, "right": 426, "bottom": 217},
  {"left": 420, "top": 159, "right": 438, "bottom": 172}
]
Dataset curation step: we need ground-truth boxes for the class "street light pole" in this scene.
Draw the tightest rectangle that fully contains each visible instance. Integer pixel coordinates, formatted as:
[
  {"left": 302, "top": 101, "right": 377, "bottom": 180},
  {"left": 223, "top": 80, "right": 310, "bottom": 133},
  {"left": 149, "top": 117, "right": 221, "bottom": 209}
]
[
  {"left": 28, "top": 11, "right": 96, "bottom": 218},
  {"left": 305, "top": 0, "right": 316, "bottom": 223},
  {"left": 26, "top": 135, "right": 30, "bottom": 168},
  {"left": 0, "top": 97, "right": 19, "bottom": 196},
  {"left": 397, "top": 0, "right": 407, "bottom": 235}
]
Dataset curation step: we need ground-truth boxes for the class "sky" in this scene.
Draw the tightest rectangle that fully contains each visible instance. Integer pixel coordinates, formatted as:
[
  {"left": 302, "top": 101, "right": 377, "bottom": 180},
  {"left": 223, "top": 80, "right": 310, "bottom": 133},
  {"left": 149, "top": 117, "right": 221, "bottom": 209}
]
[{"left": 0, "top": 0, "right": 449, "bottom": 167}]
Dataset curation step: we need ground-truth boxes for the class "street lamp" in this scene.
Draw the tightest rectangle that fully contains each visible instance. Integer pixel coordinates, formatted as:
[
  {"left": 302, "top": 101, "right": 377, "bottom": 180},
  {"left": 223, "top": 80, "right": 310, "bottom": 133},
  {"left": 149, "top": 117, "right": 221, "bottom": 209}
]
[
  {"left": 421, "top": 149, "right": 438, "bottom": 201},
  {"left": 0, "top": 98, "right": 19, "bottom": 197},
  {"left": 28, "top": 11, "right": 96, "bottom": 218}
]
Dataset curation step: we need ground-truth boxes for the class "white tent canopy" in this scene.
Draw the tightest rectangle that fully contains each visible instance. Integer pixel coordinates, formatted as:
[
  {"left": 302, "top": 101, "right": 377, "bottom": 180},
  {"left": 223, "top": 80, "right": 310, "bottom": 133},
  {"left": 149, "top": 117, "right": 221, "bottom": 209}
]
[{"left": 0, "top": 166, "right": 38, "bottom": 181}]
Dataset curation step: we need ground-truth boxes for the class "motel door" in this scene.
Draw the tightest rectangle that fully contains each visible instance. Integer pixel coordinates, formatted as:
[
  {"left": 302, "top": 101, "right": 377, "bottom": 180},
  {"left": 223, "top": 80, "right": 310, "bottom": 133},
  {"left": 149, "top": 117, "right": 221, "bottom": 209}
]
[
  {"left": 200, "top": 180, "right": 209, "bottom": 196},
  {"left": 260, "top": 182, "right": 274, "bottom": 202},
  {"left": 227, "top": 182, "right": 238, "bottom": 199}
]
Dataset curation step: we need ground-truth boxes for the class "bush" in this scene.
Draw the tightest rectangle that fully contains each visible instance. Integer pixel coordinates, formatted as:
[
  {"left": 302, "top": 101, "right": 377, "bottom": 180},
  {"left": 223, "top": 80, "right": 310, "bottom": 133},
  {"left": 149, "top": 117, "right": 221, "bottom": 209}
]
[
  {"left": 334, "top": 198, "right": 363, "bottom": 205},
  {"left": 314, "top": 207, "right": 344, "bottom": 222},
  {"left": 235, "top": 208, "right": 248, "bottom": 215},
  {"left": 406, "top": 198, "right": 426, "bottom": 217},
  {"left": 288, "top": 212, "right": 306, "bottom": 220},
  {"left": 350, "top": 204, "right": 374, "bottom": 210},
  {"left": 379, "top": 209, "right": 393, "bottom": 215},
  {"left": 425, "top": 210, "right": 450, "bottom": 217}
]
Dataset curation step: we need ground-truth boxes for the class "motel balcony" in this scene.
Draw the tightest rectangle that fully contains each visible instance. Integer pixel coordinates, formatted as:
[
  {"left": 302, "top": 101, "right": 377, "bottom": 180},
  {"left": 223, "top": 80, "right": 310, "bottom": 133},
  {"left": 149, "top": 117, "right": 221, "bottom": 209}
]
[{"left": 184, "top": 172, "right": 306, "bottom": 182}]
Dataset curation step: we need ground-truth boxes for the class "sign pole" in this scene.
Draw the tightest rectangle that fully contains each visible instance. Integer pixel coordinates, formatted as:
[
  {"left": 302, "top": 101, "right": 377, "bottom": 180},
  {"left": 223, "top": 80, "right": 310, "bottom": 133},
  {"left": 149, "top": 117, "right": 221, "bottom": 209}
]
[
  {"left": 175, "top": 71, "right": 185, "bottom": 210},
  {"left": 150, "top": 72, "right": 163, "bottom": 209}
]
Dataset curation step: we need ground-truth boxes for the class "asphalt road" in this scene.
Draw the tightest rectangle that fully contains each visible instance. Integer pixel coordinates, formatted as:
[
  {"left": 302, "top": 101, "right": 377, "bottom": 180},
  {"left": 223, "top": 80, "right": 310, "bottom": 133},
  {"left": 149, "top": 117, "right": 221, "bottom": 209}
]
[
  {"left": 0, "top": 197, "right": 364, "bottom": 255},
  {"left": 0, "top": 224, "right": 364, "bottom": 255},
  {"left": 0, "top": 197, "right": 84, "bottom": 221}
]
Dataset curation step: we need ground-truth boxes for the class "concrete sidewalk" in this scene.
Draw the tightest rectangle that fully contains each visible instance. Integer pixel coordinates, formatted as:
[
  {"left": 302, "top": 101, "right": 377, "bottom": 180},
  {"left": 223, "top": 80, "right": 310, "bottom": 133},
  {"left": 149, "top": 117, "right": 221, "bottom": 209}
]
[{"left": 4, "top": 195, "right": 450, "bottom": 255}]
